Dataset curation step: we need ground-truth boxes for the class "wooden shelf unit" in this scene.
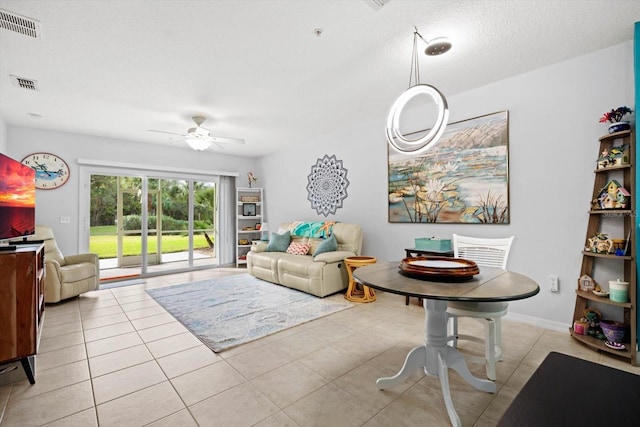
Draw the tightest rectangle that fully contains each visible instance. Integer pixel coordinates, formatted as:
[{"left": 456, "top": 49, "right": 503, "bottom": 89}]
[
  {"left": 571, "top": 130, "right": 637, "bottom": 364},
  {"left": 236, "top": 187, "right": 263, "bottom": 267},
  {"left": 0, "top": 243, "right": 45, "bottom": 384}
]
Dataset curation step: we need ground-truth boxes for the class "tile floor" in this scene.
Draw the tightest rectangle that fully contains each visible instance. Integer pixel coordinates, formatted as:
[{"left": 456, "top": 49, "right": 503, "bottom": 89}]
[{"left": 1, "top": 269, "right": 638, "bottom": 427}]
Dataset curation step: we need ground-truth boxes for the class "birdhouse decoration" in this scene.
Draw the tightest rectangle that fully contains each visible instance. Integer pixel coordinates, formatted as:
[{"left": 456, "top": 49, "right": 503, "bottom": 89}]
[
  {"left": 597, "top": 145, "right": 629, "bottom": 169},
  {"left": 578, "top": 274, "right": 596, "bottom": 291},
  {"left": 586, "top": 233, "right": 613, "bottom": 254},
  {"left": 595, "top": 179, "right": 630, "bottom": 209}
]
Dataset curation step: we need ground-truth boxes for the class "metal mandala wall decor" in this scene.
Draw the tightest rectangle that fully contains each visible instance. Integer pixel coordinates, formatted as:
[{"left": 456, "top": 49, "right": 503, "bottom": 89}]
[{"left": 306, "top": 154, "right": 349, "bottom": 216}]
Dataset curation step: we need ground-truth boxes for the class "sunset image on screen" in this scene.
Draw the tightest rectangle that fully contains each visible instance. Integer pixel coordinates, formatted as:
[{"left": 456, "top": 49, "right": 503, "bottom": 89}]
[
  {"left": 0, "top": 155, "right": 35, "bottom": 208},
  {"left": 0, "top": 154, "right": 36, "bottom": 239}
]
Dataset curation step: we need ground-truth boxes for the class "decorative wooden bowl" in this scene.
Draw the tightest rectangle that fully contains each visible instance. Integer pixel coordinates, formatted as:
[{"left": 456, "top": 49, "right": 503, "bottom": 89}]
[{"left": 399, "top": 256, "right": 480, "bottom": 281}]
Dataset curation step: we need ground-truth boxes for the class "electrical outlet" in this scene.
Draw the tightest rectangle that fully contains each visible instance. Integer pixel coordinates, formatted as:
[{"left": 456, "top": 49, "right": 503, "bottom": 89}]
[
  {"left": 60, "top": 216, "right": 70, "bottom": 224},
  {"left": 550, "top": 275, "right": 559, "bottom": 292}
]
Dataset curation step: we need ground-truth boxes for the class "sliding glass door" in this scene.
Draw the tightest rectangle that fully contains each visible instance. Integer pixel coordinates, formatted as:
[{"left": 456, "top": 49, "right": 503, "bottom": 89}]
[{"left": 90, "top": 173, "right": 219, "bottom": 280}]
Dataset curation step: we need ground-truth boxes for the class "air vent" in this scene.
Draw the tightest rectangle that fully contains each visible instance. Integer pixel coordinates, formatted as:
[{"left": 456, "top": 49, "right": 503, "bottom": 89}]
[
  {"left": 10, "top": 75, "right": 39, "bottom": 91},
  {"left": 364, "top": 0, "right": 391, "bottom": 10},
  {"left": 0, "top": 9, "right": 41, "bottom": 39}
]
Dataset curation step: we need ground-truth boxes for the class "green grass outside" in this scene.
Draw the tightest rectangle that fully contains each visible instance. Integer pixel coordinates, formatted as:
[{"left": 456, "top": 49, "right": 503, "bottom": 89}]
[
  {"left": 90, "top": 226, "right": 212, "bottom": 258},
  {"left": 90, "top": 225, "right": 117, "bottom": 235}
]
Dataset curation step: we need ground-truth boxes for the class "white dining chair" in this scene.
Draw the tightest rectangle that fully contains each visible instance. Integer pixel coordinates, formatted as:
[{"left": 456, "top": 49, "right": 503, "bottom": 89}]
[{"left": 447, "top": 234, "right": 514, "bottom": 381}]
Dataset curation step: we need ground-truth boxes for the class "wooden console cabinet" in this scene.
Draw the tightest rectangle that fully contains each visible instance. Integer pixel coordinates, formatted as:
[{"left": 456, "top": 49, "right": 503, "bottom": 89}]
[{"left": 0, "top": 243, "right": 45, "bottom": 384}]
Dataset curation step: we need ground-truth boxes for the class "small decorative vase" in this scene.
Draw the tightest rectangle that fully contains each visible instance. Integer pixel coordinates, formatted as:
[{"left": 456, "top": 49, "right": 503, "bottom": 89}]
[{"left": 608, "top": 121, "right": 630, "bottom": 134}]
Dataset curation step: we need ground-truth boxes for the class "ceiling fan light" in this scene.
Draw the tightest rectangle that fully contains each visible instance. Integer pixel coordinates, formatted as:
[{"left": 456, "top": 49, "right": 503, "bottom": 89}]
[
  {"left": 186, "top": 138, "right": 211, "bottom": 151},
  {"left": 193, "top": 127, "right": 209, "bottom": 136}
]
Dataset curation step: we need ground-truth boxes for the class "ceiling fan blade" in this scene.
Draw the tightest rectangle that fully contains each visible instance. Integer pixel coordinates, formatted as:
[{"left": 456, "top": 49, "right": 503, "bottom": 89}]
[
  {"left": 148, "top": 129, "right": 189, "bottom": 137},
  {"left": 210, "top": 136, "right": 245, "bottom": 145}
]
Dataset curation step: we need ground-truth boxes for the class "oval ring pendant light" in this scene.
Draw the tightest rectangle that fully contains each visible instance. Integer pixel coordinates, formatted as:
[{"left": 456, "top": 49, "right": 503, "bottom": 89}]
[
  {"left": 386, "top": 84, "right": 449, "bottom": 154},
  {"left": 386, "top": 29, "right": 450, "bottom": 154}
]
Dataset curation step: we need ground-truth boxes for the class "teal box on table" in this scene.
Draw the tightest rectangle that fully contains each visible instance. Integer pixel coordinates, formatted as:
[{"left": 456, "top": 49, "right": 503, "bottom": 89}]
[{"left": 414, "top": 237, "right": 452, "bottom": 252}]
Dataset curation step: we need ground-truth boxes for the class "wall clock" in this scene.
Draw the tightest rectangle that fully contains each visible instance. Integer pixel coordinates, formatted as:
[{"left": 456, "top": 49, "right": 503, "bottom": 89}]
[{"left": 21, "top": 152, "right": 70, "bottom": 190}]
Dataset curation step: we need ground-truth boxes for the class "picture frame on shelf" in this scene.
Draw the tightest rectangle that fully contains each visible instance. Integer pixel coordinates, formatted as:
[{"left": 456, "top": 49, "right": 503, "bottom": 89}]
[{"left": 243, "top": 203, "right": 256, "bottom": 216}]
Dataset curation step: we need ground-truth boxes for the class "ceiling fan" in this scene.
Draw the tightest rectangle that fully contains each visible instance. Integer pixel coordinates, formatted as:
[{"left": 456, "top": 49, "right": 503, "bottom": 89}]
[{"left": 148, "top": 116, "right": 245, "bottom": 151}]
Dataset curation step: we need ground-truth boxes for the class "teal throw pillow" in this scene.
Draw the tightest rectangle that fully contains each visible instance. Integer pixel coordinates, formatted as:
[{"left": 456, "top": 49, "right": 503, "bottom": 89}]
[
  {"left": 267, "top": 231, "right": 291, "bottom": 252},
  {"left": 313, "top": 234, "right": 338, "bottom": 258}
]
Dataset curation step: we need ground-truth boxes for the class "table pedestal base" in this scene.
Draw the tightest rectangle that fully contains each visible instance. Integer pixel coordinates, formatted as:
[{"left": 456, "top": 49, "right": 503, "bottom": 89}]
[{"left": 376, "top": 299, "right": 496, "bottom": 427}]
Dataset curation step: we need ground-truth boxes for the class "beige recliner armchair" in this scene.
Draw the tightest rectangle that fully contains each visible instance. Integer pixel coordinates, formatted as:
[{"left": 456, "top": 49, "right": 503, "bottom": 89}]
[{"left": 29, "top": 225, "right": 99, "bottom": 303}]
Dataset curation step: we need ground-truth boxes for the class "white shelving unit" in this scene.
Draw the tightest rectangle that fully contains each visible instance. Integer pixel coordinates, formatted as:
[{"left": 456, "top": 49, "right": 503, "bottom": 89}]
[{"left": 236, "top": 187, "right": 263, "bottom": 267}]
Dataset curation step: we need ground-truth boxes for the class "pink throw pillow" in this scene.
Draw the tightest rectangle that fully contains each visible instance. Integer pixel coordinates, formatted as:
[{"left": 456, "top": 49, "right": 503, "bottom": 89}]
[{"left": 286, "top": 242, "right": 311, "bottom": 255}]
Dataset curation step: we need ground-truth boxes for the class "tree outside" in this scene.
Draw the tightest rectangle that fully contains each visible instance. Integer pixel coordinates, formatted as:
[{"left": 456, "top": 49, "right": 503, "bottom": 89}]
[{"left": 90, "top": 176, "right": 216, "bottom": 259}]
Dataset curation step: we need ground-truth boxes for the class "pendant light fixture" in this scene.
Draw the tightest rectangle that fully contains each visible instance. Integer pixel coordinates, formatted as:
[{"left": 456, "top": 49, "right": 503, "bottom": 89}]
[{"left": 386, "top": 29, "right": 450, "bottom": 154}]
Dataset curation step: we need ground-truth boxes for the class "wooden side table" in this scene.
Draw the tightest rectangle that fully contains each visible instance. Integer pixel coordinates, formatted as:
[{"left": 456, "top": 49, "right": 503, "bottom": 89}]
[{"left": 344, "top": 256, "right": 377, "bottom": 303}]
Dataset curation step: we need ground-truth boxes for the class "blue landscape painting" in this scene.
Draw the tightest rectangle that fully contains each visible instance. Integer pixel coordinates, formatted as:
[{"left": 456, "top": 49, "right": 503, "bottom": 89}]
[{"left": 388, "top": 111, "right": 509, "bottom": 224}]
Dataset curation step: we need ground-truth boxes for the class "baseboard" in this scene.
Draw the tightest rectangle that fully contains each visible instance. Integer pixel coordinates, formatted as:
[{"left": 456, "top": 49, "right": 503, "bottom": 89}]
[
  {"left": 99, "top": 279, "right": 146, "bottom": 290},
  {"left": 505, "top": 311, "right": 569, "bottom": 333}
]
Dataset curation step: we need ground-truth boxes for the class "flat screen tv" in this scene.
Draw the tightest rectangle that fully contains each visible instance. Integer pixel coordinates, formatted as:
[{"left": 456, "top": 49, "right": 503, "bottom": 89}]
[{"left": 0, "top": 153, "right": 36, "bottom": 241}]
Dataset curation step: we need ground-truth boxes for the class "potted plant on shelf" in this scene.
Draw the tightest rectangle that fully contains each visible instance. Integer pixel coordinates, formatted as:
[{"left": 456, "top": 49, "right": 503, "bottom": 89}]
[{"left": 599, "top": 106, "right": 633, "bottom": 134}]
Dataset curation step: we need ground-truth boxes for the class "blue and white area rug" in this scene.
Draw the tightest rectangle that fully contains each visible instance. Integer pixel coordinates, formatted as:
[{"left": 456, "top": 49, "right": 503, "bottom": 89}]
[{"left": 146, "top": 274, "right": 354, "bottom": 352}]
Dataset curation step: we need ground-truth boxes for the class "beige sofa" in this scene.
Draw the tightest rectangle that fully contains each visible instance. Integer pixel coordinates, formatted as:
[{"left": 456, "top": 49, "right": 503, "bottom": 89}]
[{"left": 247, "top": 222, "right": 363, "bottom": 297}]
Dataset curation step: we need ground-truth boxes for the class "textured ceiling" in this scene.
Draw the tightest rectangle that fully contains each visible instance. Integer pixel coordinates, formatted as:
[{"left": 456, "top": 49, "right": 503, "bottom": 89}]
[{"left": 1, "top": 0, "right": 639, "bottom": 157}]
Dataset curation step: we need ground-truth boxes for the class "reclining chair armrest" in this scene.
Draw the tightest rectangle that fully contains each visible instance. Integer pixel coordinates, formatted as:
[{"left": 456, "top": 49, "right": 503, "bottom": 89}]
[
  {"left": 251, "top": 241, "right": 269, "bottom": 253},
  {"left": 65, "top": 253, "right": 100, "bottom": 285},
  {"left": 65, "top": 253, "right": 99, "bottom": 267},
  {"left": 44, "top": 259, "right": 62, "bottom": 303},
  {"left": 313, "top": 251, "right": 355, "bottom": 263},
  {"left": 45, "top": 258, "right": 62, "bottom": 280}
]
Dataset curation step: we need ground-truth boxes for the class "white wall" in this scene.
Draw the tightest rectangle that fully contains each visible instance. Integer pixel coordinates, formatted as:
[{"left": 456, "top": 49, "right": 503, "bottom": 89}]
[
  {"left": 3, "top": 42, "right": 634, "bottom": 327},
  {"left": 6, "top": 126, "right": 259, "bottom": 255},
  {"left": 0, "top": 115, "right": 7, "bottom": 153},
  {"left": 259, "top": 41, "right": 636, "bottom": 327}
]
